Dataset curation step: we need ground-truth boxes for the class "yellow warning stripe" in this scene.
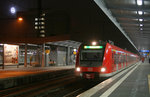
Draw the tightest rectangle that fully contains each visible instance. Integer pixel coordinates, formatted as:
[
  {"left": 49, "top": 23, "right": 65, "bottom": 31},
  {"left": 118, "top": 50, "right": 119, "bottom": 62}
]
[{"left": 148, "top": 75, "right": 150, "bottom": 93}]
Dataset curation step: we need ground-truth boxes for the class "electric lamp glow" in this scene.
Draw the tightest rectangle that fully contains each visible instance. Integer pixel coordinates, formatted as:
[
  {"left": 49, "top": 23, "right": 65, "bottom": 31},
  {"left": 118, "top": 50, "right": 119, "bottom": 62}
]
[
  {"left": 10, "top": 7, "right": 16, "bottom": 14},
  {"left": 92, "top": 41, "right": 97, "bottom": 45},
  {"left": 76, "top": 67, "right": 80, "bottom": 72},
  {"left": 18, "top": 17, "right": 23, "bottom": 22}
]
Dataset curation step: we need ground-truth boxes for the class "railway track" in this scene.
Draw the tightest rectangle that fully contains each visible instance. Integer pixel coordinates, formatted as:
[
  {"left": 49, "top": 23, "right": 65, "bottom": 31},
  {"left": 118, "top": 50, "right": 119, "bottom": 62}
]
[
  {"left": 47, "top": 79, "right": 104, "bottom": 97},
  {"left": 0, "top": 72, "right": 104, "bottom": 97},
  {"left": 0, "top": 69, "right": 76, "bottom": 97}
]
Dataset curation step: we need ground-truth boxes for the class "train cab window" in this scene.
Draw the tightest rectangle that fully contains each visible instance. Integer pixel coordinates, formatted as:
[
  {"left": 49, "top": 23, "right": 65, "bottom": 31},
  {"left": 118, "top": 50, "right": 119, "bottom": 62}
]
[
  {"left": 79, "top": 49, "right": 104, "bottom": 67},
  {"left": 80, "top": 50, "right": 103, "bottom": 61}
]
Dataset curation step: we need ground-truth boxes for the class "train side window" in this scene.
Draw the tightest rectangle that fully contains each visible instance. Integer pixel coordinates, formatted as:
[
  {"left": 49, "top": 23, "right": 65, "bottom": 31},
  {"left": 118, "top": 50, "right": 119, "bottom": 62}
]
[
  {"left": 112, "top": 52, "right": 114, "bottom": 59},
  {"left": 114, "top": 53, "right": 116, "bottom": 64},
  {"left": 114, "top": 53, "right": 118, "bottom": 64},
  {"left": 119, "top": 54, "right": 122, "bottom": 63},
  {"left": 124, "top": 55, "right": 126, "bottom": 63},
  {"left": 120, "top": 54, "right": 122, "bottom": 63}
]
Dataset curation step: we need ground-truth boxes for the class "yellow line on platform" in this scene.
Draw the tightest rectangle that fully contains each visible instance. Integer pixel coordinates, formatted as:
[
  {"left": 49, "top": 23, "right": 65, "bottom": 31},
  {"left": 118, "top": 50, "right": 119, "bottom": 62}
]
[{"left": 148, "top": 75, "right": 150, "bottom": 93}]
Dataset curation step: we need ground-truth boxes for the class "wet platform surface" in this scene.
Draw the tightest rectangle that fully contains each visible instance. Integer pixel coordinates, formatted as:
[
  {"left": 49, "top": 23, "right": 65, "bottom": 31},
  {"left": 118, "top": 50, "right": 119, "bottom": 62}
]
[
  {"left": 108, "top": 62, "right": 150, "bottom": 97},
  {"left": 0, "top": 65, "right": 75, "bottom": 89},
  {"left": 0, "top": 65, "right": 74, "bottom": 79},
  {"left": 79, "top": 60, "right": 150, "bottom": 97}
]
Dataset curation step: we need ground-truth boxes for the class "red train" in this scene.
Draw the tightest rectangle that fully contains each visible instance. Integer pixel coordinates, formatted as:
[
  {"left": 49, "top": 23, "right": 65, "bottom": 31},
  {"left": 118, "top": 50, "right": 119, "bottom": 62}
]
[{"left": 75, "top": 41, "right": 140, "bottom": 79}]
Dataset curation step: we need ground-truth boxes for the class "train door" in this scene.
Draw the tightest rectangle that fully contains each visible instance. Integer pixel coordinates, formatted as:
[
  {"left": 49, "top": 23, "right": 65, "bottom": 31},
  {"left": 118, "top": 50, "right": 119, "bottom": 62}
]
[
  {"left": 121, "top": 54, "right": 123, "bottom": 69},
  {"left": 114, "top": 52, "right": 119, "bottom": 71},
  {"left": 123, "top": 54, "right": 125, "bottom": 68},
  {"left": 112, "top": 51, "right": 115, "bottom": 71},
  {"left": 118, "top": 53, "right": 122, "bottom": 70},
  {"left": 126, "top": 54, "right": 128, "bottom": 67},
  {"left": 112, "top": 50, "right": 117, "bottom": 72}
]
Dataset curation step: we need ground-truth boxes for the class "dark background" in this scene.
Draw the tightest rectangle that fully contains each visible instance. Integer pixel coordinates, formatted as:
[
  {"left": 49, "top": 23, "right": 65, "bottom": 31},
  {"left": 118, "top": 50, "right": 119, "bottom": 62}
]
[{"left": 0, "top": 0, "right": 138, "bottom": 54}]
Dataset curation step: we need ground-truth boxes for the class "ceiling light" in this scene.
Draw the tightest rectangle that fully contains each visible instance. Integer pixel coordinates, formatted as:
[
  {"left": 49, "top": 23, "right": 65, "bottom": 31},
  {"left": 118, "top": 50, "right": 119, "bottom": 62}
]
[
  {"left": 139, "top": 19, "right": 143, "bottom": 21},
  {"left": 138, "top": 11, "right": 143, "bottom": 15},
  {"left": 140, "top": 28, "right": 143, "bottom": 30},
  {"left": 140, "top": 24, "right": 143, "bottom": 26},
  {"left": 137, "top": 0, "right": 143, "bottom": 6}
]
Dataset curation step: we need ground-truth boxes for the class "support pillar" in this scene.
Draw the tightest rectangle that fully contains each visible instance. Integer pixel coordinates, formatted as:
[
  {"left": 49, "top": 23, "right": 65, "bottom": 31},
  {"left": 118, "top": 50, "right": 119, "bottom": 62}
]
[
  {"left": 2, "top": 44, "right": 4, "bottom": 69},
  {"left": 66, "top": 47, "right": 70, "bottom": 65},
  {"left": 41, "top": 43, "right": 45, "bottom": 67},
  {"left": 24, "top": 43, "right": 27, "bottom": 67}
]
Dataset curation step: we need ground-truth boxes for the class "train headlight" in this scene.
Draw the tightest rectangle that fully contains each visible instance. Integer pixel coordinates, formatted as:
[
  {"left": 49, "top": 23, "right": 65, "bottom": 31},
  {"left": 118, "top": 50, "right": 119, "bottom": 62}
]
[
  {"left": 76, "top": 67, "right": 80, "bottom": 72},
  {"left": 101, "top": 67, "right": 106, "bottom": 72},
  {"left": 92, "top": 41, "right": 97, "bottom": 45}
]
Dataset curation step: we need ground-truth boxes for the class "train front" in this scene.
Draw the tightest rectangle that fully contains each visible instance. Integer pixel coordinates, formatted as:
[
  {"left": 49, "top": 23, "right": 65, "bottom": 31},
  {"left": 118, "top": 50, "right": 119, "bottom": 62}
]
[{"left": 75, "top": 41, "right": 106, "bottom": 79}]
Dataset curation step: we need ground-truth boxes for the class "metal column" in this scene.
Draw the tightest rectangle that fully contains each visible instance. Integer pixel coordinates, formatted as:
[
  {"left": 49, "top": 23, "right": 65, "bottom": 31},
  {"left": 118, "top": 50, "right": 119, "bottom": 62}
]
[
  {"left": 2, "top": 44, "right": 4, "bottom": 69},
  {"left": 66, "top": 47, "right": 71, "bottom": 65},
  {"left": 24, "top": 43, "right": 27, "bottom": 67},
  {"left": 41, "top": 43, "right": 45, "bottom": 67}
]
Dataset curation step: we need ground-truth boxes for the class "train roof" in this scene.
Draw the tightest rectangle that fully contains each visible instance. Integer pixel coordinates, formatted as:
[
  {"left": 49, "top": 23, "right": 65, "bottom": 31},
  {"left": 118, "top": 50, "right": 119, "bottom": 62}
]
[{"left": 107, "top": 43, "right": 138, "bottom": 56}]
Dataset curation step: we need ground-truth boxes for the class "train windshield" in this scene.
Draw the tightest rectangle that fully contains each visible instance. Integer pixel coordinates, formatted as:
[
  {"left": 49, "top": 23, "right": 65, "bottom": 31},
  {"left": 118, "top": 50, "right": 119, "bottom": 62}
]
[{"left": 80, "top": 49, "right": 104, "bottom": 67}]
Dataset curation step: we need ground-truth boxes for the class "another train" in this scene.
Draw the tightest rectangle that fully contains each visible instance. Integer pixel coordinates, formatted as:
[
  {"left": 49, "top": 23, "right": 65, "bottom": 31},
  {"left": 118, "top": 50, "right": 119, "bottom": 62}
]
[{"left": 75, "top": 41, "right": 140, "bottom": 79}]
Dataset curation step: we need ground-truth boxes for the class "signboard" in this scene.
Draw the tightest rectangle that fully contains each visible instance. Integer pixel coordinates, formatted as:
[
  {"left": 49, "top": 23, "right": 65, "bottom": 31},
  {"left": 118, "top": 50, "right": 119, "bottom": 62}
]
[
  {"left": 139, "top": 50, "right": 149, "bottom": 53},
  {"left": 73, "top": 51, "right": 77, "bottom": 55},
  {"left": 45, "top": 50, "right": 50, "bottom": 54},
  {"left": 84, "top": 46, "right": 103, "bottom": 49},
  {"left": 4, "top": 44, "right": 19, "bottom": 65}
]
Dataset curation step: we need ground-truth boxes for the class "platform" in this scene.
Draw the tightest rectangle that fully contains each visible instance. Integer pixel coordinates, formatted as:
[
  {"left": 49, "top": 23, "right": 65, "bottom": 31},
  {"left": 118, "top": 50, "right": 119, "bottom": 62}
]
[
  {"left": 0, "top": 65, "right": 75, "bottom": 90},
  {"left": 78, "top": 60, "right": 150, "bottom": 97}
]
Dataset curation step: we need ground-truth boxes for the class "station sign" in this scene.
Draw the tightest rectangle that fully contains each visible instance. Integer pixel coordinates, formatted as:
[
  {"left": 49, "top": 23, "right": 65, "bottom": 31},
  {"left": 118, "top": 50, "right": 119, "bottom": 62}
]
[
  {"left": 139, "top": 50, "right": 149, "bottom": 53},
  {"left": 142, "top": 53, "right": 147, "bottom": 56},
  {"left": 45, "top": 50, "right": 50, "bottom": 54}
]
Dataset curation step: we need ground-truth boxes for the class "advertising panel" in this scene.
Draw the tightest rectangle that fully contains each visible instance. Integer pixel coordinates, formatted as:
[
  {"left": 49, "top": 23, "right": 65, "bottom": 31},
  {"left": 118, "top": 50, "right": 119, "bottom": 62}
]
[
  {"left": 4, "top": 44, "right": 19, "bottom": 65},
  {"left": 0, "top": 46, "right": 3, "bottom": 64}
]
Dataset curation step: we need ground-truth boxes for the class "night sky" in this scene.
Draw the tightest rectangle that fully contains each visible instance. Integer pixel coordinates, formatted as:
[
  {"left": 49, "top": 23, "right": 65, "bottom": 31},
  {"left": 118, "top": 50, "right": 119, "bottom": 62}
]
[{"left": 0, "top": 0, "right": 138, "bottom": 54}]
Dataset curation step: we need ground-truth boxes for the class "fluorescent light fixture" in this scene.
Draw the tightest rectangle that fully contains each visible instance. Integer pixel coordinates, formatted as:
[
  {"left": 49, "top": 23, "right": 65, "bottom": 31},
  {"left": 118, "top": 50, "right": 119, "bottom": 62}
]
[
  {"left": 73, "top": 49, "right": 77, "bottom": 52},
  {"left": 138, "top": 11, "right": 143, "bottom": 15},
  {"left": 140, "top": 28, "right": 143, "bottom": 30},
  {"left": 137, "top": 0, "right": 143, "bottom": 6},
  {"left": 84, "top": 46, "right": 103, "bottom": 49},
  {"left": 139, "top": 19, "right": 143, "bottom": 21},
  {"left": 140, "top": 24, "right": 143, "bottom": 26}
]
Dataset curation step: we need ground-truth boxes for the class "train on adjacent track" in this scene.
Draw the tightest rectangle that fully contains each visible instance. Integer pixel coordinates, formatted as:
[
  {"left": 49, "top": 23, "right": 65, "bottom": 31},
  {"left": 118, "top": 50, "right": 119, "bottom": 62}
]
[{"left": 75, "top": 41, "right": 140, "bottom": 79}]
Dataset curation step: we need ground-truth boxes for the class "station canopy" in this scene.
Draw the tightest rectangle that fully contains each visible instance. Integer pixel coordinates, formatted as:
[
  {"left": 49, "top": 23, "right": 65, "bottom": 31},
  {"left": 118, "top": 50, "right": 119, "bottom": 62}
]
[
  {"left": 94, "top": 0, "right": 150, "bottom": 52},
  {"left": 46, "top": 40, "right": 81, "bottom": 48}
]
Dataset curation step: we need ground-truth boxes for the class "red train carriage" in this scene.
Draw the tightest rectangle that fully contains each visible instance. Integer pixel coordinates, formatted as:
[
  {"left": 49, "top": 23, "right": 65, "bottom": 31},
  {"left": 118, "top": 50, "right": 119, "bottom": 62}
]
[{"left": 75, "top": 41, "right": 139, "bottom": 79}]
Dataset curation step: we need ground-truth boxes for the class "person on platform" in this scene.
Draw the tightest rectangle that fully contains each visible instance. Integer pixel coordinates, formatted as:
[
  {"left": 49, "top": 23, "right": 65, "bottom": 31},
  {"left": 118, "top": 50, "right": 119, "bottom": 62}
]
[
  {"left": 30, "top": 55, "right": 33, "bottom": 66},
  {"left": 142, "top": 57, "right": 144, "bottom": 63}
]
